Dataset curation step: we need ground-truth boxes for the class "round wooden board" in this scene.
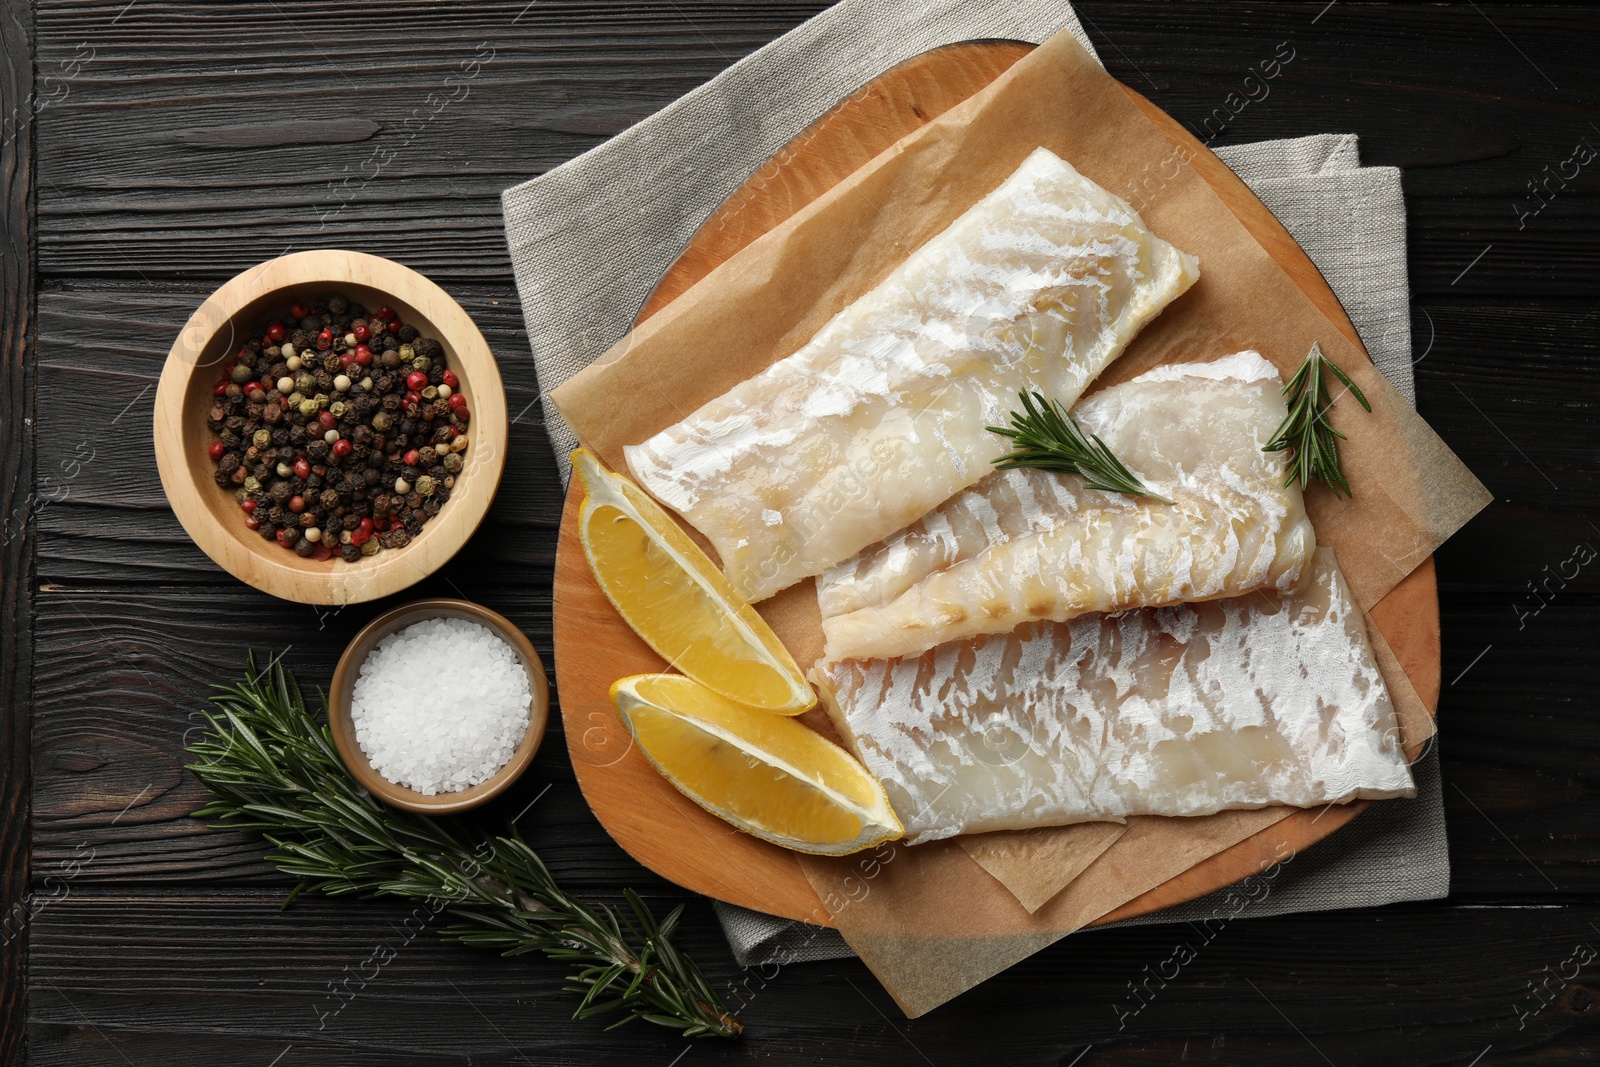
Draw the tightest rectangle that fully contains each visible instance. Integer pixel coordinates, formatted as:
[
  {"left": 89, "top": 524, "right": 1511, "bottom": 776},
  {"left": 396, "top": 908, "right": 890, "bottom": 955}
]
[{"left": 553, "top": 40, "right": 1441, "bottom": 928}]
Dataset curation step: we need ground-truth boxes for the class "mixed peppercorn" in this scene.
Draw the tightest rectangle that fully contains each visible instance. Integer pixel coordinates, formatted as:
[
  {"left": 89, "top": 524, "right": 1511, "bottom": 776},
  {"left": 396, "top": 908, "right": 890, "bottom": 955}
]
[{"left": 204, "top": 294, "right": 470, "bottom": 563}]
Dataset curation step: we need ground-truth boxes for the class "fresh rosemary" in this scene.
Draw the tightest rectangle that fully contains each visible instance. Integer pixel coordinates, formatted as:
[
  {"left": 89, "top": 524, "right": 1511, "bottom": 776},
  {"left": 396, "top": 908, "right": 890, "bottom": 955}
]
[
  {"left": 1263, "top": 342, "right": 1372, "bottom": 499},
  {"left": 185, "top": 655, "right": 741, "bottom": 1039},
  {"left": 988, "top": 391, "right": 1171, "bottom": 502}
]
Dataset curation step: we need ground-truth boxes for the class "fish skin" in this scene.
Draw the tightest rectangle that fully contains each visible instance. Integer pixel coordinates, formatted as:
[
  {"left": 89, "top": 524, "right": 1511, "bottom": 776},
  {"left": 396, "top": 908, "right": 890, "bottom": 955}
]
[
  {"left": 812, "top": 550, "right": 1416, "bottom": 844},
  {"left": 817, "top": 351, "right": 1316, "bottom": 662},
  {"left": 624, "top": 147, "right": 1200, "bottom": 603}
]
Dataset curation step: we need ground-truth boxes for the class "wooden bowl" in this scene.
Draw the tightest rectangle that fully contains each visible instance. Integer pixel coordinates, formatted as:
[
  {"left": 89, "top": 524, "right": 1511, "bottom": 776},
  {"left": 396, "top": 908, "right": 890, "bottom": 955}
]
[
  {"left": 328, "top": 598, "right": 550, "bottom": 814},
  {"left": 154, "top": 250, "right": 508, "bottom": 605}
]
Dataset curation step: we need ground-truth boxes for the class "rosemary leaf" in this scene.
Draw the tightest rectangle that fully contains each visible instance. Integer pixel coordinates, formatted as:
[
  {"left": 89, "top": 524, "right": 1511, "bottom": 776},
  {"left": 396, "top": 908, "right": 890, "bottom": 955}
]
[
  {"left": 1262, "top": 342, "right": 1372, "bottom": 499},
  {"left": 988, "top": 391, "right": 1172, "bottom": 503},
  {"left": 185, "top": 654, "right": 742, "bottom": 1039}
]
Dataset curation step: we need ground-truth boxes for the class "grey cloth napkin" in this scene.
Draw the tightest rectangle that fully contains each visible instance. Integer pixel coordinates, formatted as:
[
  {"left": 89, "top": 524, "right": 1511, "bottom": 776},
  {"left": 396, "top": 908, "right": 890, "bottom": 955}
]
[{"left": 500, "top": 0, "right": 1444, "bottom": 968}]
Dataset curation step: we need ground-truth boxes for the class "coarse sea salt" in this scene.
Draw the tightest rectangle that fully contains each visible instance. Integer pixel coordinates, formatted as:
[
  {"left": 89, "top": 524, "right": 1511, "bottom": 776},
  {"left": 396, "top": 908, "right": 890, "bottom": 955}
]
[{"left": 351, "top": 616, "right": 532, "bottom": 795}]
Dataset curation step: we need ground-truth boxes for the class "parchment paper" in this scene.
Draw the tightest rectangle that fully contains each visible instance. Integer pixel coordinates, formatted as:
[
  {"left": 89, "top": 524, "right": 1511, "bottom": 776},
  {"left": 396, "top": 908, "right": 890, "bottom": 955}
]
[
  {"left": 551, "top": 27, "right": 1489, "bottom": 1015},
  {"left": 961, "top": 822, "right": 1129, "bottom": 913}
]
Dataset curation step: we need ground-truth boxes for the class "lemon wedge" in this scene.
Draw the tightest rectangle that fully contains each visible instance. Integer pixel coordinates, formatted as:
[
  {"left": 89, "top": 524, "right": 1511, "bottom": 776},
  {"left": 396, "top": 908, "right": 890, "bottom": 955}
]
[
  {"left": 611, "top": 674, "right": 902, "bottom": 855},
  {"left": 573, "top": 448, "right": 814, "bottom": 714}
]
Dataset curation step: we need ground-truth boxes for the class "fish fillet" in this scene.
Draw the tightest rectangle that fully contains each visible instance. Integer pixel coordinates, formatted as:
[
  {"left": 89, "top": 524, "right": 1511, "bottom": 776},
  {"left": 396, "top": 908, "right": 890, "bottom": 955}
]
[
  {"left": 813, "top": 550, "right": 1416, "bottom": 844},
  {"left": 817, "top": 351, "right": 1316, "bottom": 661},
  {"left": 624, "top": 147, "right": 1200, "bottom": 603}
]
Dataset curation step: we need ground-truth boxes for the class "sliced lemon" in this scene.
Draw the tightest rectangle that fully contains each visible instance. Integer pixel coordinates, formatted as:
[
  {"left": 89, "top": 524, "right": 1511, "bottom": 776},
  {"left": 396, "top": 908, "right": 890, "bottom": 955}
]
[
  {"left": 611, "top": 674, "right": 901, "bottom": 855},
  {"left": 573, "top": 448, "right": 814, "bottom": 714}
]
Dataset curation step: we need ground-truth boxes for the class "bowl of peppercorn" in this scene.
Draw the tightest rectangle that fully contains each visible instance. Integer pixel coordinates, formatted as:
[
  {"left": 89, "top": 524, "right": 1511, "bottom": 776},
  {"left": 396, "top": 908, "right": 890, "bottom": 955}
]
[{"left": 154, "top": 250, "right": 508, "bottom": 605}]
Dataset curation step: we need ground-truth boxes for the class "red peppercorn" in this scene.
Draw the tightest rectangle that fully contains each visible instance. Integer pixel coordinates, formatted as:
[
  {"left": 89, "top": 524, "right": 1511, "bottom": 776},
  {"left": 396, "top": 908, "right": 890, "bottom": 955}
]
[
  {"left": 375, "top": 306, "right": 394, "bottom": 322},
  {"left": 277, "top": 527, "right": 296, "bottom": 548},
  {"left": 440, "top": 370, "right": 459, "bottom": 389},
  {"left": 338, "top": 351, "right": 355, "bottom": 369},
  {"left": 350, "top": 530, "right": 369, "bottom": 547},
  {"left": 314, "top": 544, "right": 336, "bottom": 562},
  {"left": 212, "top": 380, "right": 230, "bottom": 397},
  {"left": 288, "top": 495, "right": 306, "bottom": 514},
  {"left": 208, "top": 441, "right": 226, "bottom": 460},
  {"left": 317, "top": 410, "right": 336, "bottom": 432},
  {"left": 267, "top": 322, "right": 286, "bottom": 343},
  {"left": 241, "top": 499, "right": 258, "bottom": 514},
  {"left": 406, "top": 371, "right": 428, "bottom": 391},
  {"left": 293, "top": 457, "right": 311, "bottom": 480},
  {"left": 387, "top": 319, "right": 402, "bottom": 334},
  {"left": 403, "top": 390, "right": 421, "bottom": 409},
  {"left": 332, "top": 438, "right": 353, "bottom": 458},
  {"left": 448, "top": 393, "right": 467, "bottom": 411},
  {"left": 403, "top": 449, "right": 420, "bottom": 468},
  {"left": 446, "top": 425, "right": 461, "bottom": 441},
  {"left": 353, "top": 323, "right": 370, "bottom": 342},
  {"left": 289, "top": 301, "right": 310, "bottom": 320},
  {"left": 354, "top": 344, "right": 372, "bottom": 366},
  {"left": 373, "top": 517, "right": 389, "bottom": 531},
  {"left": 317, "top": 327, "right": 333, "bottom": 350},
  {"left": 358, "top": 517, "right": 374, "bottom": 534},
  {"left": 244, "top": 515, "right": 260, "bottom": 531}
]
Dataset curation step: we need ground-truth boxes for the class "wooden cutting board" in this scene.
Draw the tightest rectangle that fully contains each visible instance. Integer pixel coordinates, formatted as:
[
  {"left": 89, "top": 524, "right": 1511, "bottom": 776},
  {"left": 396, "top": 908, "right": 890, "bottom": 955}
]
[{"left": 551, "top": 40, "right": 1441, "bottom": 927}]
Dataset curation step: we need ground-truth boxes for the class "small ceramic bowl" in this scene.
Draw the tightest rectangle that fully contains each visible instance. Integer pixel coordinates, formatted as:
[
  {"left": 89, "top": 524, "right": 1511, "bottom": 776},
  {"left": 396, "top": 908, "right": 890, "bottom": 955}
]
[
  {"left": 154, "top": 250, "right": 508, "bottom": 605},
  {"left": 329, "top": 598, "right": 550, "bottom": 814}
]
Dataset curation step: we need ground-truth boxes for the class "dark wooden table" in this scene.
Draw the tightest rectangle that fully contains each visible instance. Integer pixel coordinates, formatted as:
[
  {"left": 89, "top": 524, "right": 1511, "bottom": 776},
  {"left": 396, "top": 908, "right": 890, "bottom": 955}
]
[{"left": 2, "top": 2, "right": 1596, "bottom": 1063}]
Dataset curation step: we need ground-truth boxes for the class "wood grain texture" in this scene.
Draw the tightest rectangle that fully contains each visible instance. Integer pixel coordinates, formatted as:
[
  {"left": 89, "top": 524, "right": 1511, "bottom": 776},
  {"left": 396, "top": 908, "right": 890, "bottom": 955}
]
[
  {"left": 0, "top": 0, "right": 35, "bottom": 1061},
  {"left": 25, "top": 891, "right": 1600, "bottom": 1065},
  {"left": 554, "top": 38, "right": 1440, "bottom": 927},
  {"left": 29, "top": 3, "right": 1600, "bottom": 297},
  {"left": 17, "top": 1, "right": 1600, "bottom": 1063}
]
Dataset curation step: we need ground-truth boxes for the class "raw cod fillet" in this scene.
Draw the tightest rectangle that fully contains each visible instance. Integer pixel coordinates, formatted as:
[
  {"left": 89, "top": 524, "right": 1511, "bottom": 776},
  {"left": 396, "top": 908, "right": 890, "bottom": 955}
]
[
  {"left": 624, "top": 147, "right": 1201, "bottom": 603},
  {"left": 817, "top": 351, "right": 1316, "bottom": 662},
  {"left": 812, "top": 550, "right": 1416, "bottom": 844}
]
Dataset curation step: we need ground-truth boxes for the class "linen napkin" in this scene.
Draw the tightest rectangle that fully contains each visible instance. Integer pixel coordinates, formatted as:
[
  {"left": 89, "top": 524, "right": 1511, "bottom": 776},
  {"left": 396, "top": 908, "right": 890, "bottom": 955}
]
[{"left": 501, "top": 0, "right": 1444, "bottom": 968}]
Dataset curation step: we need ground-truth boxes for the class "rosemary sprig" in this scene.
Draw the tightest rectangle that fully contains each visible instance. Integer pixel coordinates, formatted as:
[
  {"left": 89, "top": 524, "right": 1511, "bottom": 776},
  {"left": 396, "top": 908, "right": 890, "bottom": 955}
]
[
  {"left": 988, "top": 391, "right": 1171, "bottom": 502},
  {"left": 185, "top": 654, "right": 741, "bottom": 1039},
  {"left": 1263, "top": 342, "right": 1373, "bottom": 499}
]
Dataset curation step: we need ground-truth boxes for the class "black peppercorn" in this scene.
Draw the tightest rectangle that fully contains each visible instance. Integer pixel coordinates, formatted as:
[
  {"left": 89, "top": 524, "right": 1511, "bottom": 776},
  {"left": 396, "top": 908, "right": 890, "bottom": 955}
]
[{"left": 204, "top": 291, "right": 468, "bottom": 567}]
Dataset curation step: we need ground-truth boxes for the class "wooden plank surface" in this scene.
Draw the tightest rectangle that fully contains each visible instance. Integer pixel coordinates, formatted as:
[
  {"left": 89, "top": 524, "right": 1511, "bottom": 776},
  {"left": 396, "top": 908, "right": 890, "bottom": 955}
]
[
  {"left": 14, "top": 1, "right": 1600, "bottom": 1064},
  {"left": 0, "top": 0, "right": 35, "bottom": 1060}
]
